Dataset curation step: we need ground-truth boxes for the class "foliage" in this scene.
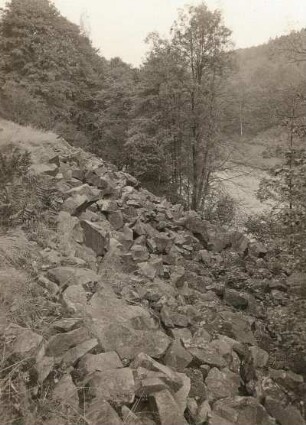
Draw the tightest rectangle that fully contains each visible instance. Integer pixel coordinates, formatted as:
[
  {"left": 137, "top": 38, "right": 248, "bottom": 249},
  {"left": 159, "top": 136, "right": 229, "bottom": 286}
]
[{"left": 126, "top": 4, "right": 233, "bottom": 209}]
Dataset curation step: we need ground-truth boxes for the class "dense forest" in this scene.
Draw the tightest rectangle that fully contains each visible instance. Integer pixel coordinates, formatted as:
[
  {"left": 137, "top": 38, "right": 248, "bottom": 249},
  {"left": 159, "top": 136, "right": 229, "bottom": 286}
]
[{"left": 0, "top": 0, "right": 305, "bottom": 265}]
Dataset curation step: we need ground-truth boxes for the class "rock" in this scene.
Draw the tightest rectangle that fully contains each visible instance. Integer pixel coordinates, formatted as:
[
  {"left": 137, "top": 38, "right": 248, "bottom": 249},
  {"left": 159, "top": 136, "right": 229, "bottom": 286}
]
[
  {"left": 163, "top": 339, "right": 193, "bottom": 371},
  {"left": 97, "top": 199, "right": 118, "bottom": 212},
  {"left": 224, "top": 289, "right": 249, "bottom": 309},
  {"left": 79, "top": 351, "right": 123, "bottom": 375},
  {"left": 31, "top": 162, "right": 59, "bottom": 177},
  {"left": 62, "top": 192, "right": 96, "bottom": 216},
  {"left": 86, "top": 368, "right": 135, "bottom": 405},
  {"left": 186, "top": 368, "right": 207, "bottom": 402},
  {"left": 170, "top": 266, "right": 186, "bottom": 288},
  {"left": 230, "top": 231, "right": 250, "bottom": 255},
  {"left": 81, "top": 220, "right": 110, "bottom": 256},
  {"left": 209, "top": 413, "right": 236, "bottom": 425},
  {"left": 138, "top": 259, "right": 163, "bottom": 280},
  {"left": 205, "top": 367, "right": 240, "bottom": 401},
  {"left": 174, "top": 372, "right": 191, "bottom": 416},
  {"left": 153, "top": 234, "right": 174, "bottom": 254},
  {"left": 249, "top": 346, "right": 269, "bottom": 368},
  {"left": 131, "top": 353, "right": 183, "bottom": 392},
  {"left": 196, "top": 400, "right": 211, "bottom": 424},
  {"left": 121, "top": 406, "right": 142, "bottom": 425},
  {"left": 51, "top": 318, "right": 83, "bottom": 332},
  {"left": 187, "top": 346, "right": 227, "bottom": 368},
  {"left": 108, "top": 211, "right": 124, "bottom": 230},
  {"left": 52, "top": 374, "right": 79, "bottom": 410},
  {"left": 184, "top": 212, "right": 209, "bottom": 245},
  {"left": 213, "top": 396, "right": 275, "bottom": 425},
  {"left": 47, "top": 266, "right": 99, "bottom": 288},
  {"left": 217, "top": 311, "right": 256, "bottom": 344},
  {"left": 62, "top": 285, "right": 88, "bottom": 314},
  {"left": 45, "top": 327, "right": 90, "bottom": 357},
  {"left": 137, "top": 377, "right": 168, "bottom": 395},
  {"left": 269, "top": 368, "right": 304, "bottom": 391},
  {"left": 61, "top": 338, "right": 98, "bottom": 367},
  {"left": 4, "top": 324, "right": 42, "bottom": 357},
  {"left": 131, "top": 245, "right": 150, "bottom": 262},
  {"left": 86, "top": 399, "right": 123, "bottom": 425},
  {"left": 265, "top": 397, "right": 306, "bottom": 425},
  {"left": 87, "top": 293, "right": 170, "bottom": 359},
  {"left": 287, "top": 272, "right": 306, "bottom": 298},
  {"left": 153, "top": 389, "right": 188, "bottom": 425},
  {"left": 170, "top": 328, "right": 193, "bottom": 344},
  {"left": 248, "top": 241, "right": 267, "bottom": 258}
]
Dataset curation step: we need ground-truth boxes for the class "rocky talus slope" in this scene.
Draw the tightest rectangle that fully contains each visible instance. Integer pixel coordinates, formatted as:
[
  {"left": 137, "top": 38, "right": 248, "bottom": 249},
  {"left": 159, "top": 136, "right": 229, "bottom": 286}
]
[{"left": 1, "top": 127, "right": 306, "bottom": 425}]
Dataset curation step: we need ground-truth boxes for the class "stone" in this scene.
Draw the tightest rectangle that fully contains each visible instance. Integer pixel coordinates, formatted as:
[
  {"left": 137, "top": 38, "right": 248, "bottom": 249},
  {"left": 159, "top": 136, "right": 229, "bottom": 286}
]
[
  {"left": 61, "top": 338, "right": 98, "bottom": 367},
  {"left": 187, "top": 346, "right": 227, "bottom": 368},
  {"left": 213, "top": 396, "right": 275, "bottom": 425},
  {"left": 184, "top": 213, "right": 209, "bottom": 245},
  {"left": 196, "top": 400, "right": 211, "bottom": 424},
  {"left": 137, "top": 377, "right": 168, "bottom": 395},
  {"left": 131, "top": 353, "right": 183, "bottom": 392},
  {"left": 218, "top": 311, "right": 256, "bottom": 344},
  {"left": 86, "top": 368, "right": 135, "bottom": 405},
  {"left": 131, "top": 245, "right": 150, "bottom": 262},
  {"left": 153, "top": 234, "right": 174, "bottom": 254},
  {"left": 4, "top": 324, "right": 42, "bottom": 357},
  {"left": 97, "top": 199, "right": 118, "bottom": 212},
  {"left": 230, "top": 231, "right": 250, "bottom": 255},
  {"left": 79, "top": 351, "right": 123, "bottom": 375},
  {"left": 87, "top": 293, "right": 170, "bottom": 359},
  {"left": 265, "top": 397, "right": 306, "bottom": 425},
  {"left": 153, "top": 390, "right": 188, "bottom": 425},
  {"left": 170, "top": 328, "right": 192, "bottom": 344},
  {"left": 224, "top": 289, "right": 249, "bottom": 309},
  {"left": 209, "top": 413, "right": 236, "bottom": 425},
  {"left": 81, "top": 220, "right": 110, "bottom": 256},
  {"left": 205, "top": 367, "right": 240, "bottom": 401},
  {"left": 62, "top": 193, "right": 94, "bottom": 216},
  {"left": 45, "top": 327, "right": 90, "bottom": 357},
  {"left": 269, "top": 368, "right": 304, "bottom": 391},
  {"left": 51, "top": 318, "right": 83, "bottom": 332},
  {"left": 62, "top": 285, "right": 88, "bottom": 314},
  {"left": 248, "top": 241, "right": 267, "bottom": 258},
  {"left": 47, "top": 266, "right": 99, "bottom": 288},
  {"left": 249, "top": 346, "right": 269, "bottom": 368},
  {"left": 163, "top": 339, "right": 193, "bottom": 371},
  {"left": 121, "top": 407, "right": 142, "bottom": 425},
  {"left": 86, "top": 399, "right": 123, "bottom": 425},
  {"left": 52, "top": 374, "right": 79, "bottom": 410},
  {"left": 108, "top": 211, "right": 124, "bottom": 230},
  {"left": 170, "top": 266, "right": 186, "bottom": 288},
  {"left": 31, "top": 162, "right": 58, "bottom": 177},
  {"left": 174, "top": 372, "right": 191, "bottom": 416},
  {"left": 287, "top": 272, "right": 306, "bottom": 298}
]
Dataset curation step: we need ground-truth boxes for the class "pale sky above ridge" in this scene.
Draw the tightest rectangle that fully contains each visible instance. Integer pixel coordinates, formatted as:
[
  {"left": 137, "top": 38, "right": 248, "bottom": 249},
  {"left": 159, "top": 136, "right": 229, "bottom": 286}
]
[{"left": 1, "top": 0, "right": 305, "bottom": 65}]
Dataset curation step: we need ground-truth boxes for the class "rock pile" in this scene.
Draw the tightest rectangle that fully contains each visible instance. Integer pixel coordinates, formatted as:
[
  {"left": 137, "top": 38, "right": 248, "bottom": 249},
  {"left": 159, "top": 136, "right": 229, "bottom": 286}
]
[{"left": 2, "top": 145, "right": 306, "bottom": 425}]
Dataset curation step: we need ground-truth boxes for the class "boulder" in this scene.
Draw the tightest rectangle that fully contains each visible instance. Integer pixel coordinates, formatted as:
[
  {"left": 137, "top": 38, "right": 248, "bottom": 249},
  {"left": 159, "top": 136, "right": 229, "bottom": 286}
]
[
  {"left": 4, "top": 324, "right": 42, "bottom": 357},
  {"left": 86, "top": 293, "right": 170, "bottom": 359},
  {"left": 86, "top": 368, "right": 135, "bottom": 404},
  {"left": 45, "top": 327, "right": 90, "bottom": 357},
  {"left": 213, "top": 396, "right": 275, "bottom": 425},
  {"left": 163, "top": 339, "right": 193, "bottom": 371},
  {"left": 81, "top": 220, "right": 110, "bottom": 256},
  {"left": 205, "top": 367, "right": 240, "bottom": 401},
  {"left": 153, "top": 389, "right": 188, "bottom": 425},
  {"left": 79, "top": 351, "right": 123, "bottom": 375},
  {"left": 52, "top": 374, "right": 79, "bottom": 410},
  {"left": 224, "top": 289, "right": 249, "bottom": 309},
  {"left": 47, "top": 266, "right": 99, "bottom": 288},
  {"left": 265, "top": 397, "right": 306, "bottom": 425},
  {"left": 61, "top": 338, "right": 98, "bottom": 367},
  {"left": 62, "top": 285, "right": 88, "bottom": 314},
  {"left": 86, "top": 399, "right": 123, "bottom": 425}
]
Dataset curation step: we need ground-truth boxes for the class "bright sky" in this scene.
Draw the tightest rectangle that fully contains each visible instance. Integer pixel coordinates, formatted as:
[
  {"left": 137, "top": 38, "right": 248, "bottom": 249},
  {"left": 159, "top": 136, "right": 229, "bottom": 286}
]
[{"left": 1, "top": 0, "right": 306, "bottom": 65}]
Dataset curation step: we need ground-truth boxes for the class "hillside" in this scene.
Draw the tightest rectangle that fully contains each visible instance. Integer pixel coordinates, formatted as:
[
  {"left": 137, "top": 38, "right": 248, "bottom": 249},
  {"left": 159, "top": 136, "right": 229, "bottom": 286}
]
[{"left": 0, "top": 119, "right": 305, "bottom": 425}]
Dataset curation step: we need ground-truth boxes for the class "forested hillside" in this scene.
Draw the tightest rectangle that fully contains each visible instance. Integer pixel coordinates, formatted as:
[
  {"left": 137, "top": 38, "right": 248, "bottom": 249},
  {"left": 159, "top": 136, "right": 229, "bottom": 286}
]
[{"left": 0, "top": 0, "right": 305, "bottom": 262}]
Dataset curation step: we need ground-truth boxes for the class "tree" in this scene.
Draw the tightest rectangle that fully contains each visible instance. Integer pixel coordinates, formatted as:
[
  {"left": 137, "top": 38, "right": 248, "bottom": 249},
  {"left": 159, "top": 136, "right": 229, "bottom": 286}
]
[{"left": 126, "top": 3, "right": 232, "bottom": 209}]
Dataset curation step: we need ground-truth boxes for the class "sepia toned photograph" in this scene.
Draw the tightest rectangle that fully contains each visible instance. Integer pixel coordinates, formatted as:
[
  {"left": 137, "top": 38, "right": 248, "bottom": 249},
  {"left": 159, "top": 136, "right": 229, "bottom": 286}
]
[{"left": 0, "top": 1, "right": 305, "bottom": 424}]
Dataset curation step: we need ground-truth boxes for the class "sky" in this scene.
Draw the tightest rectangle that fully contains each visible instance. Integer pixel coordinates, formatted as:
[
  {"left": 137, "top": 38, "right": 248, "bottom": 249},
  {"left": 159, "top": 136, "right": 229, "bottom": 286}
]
[{"left": 1, "top": 0, "right": 306, "bottom": 65}]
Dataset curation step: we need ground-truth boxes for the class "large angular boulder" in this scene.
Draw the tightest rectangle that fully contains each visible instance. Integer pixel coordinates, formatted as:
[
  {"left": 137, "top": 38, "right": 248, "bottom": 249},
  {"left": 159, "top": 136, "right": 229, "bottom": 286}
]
[
  {"left": 153, "top": 389, "right": 188, "bottom": 425},
  {"left": 81, "top": 220, "right": 110, "bottom": 256},
  {"left": 205, "top": 367, "right": 240, "bottom": 401},
  {"left": 86, "top": 293, "right": 170, "bottom": 359}
]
